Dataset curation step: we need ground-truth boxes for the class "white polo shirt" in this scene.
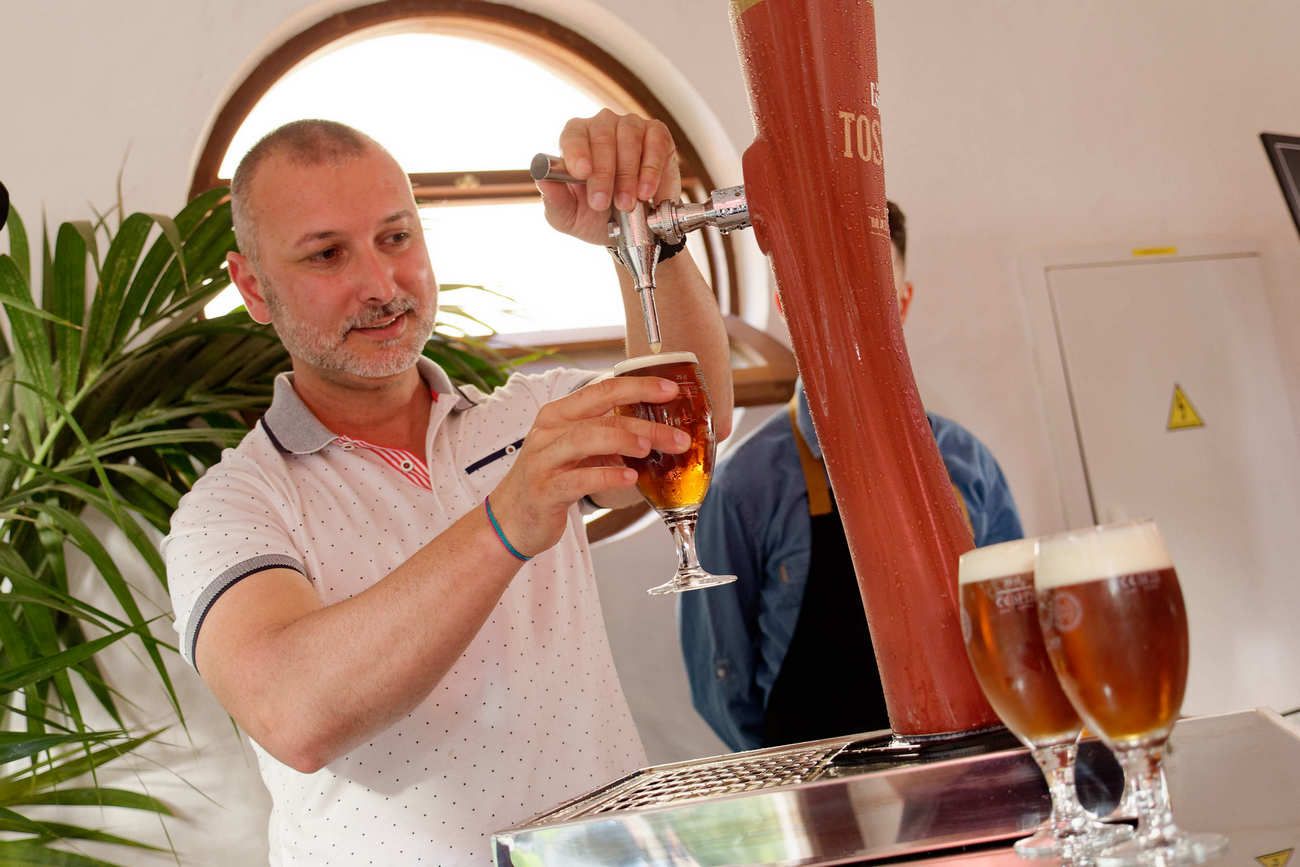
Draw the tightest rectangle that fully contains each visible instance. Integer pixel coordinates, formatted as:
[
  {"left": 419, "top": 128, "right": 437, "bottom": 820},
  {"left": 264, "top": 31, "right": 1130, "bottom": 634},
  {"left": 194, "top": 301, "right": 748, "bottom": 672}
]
[{"left": 163, "top": 358, "right": 645, "bottom": 866}]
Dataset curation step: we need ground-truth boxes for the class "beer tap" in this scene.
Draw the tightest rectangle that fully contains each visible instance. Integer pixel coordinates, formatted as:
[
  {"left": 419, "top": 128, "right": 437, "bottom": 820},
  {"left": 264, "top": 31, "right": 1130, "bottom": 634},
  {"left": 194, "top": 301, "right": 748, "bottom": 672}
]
[{"left": 530, "top": 154, "right": 750, "bottom": 355}]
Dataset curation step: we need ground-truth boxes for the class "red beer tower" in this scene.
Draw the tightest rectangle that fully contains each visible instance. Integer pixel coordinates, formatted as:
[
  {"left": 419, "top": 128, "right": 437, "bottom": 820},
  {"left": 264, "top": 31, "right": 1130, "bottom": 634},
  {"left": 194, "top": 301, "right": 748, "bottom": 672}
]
[{"left": 730, "top": 0, "right": 998, "bottom": 737}]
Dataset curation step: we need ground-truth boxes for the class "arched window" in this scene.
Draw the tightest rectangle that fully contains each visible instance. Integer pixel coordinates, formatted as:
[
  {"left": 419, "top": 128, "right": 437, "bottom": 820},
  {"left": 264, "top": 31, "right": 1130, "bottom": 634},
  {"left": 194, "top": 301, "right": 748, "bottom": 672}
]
[{"left": 192, "top": 1, "right": 738, "bottom": 338}]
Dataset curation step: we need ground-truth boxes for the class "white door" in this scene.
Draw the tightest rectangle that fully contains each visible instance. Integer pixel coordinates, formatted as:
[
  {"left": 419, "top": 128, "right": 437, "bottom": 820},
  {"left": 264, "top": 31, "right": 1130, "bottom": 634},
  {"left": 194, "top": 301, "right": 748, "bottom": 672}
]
[{"left": 1046, "top": 252, "right": 1300, "bottom": 716}]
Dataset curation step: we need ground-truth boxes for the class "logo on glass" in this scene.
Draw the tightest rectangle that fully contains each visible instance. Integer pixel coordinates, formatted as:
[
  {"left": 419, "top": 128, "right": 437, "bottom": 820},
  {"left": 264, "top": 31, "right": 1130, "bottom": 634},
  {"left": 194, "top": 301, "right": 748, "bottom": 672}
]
[{"left": 1052, "top": 591, "right": 1083, "bottom": 633}]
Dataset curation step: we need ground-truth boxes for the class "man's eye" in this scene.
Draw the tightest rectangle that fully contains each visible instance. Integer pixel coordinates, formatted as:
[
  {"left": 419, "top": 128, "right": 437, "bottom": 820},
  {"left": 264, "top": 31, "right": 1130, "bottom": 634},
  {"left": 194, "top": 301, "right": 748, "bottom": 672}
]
[
  {"left": 388, "top": 231, "right": 411, "bottom": 245},
  {"left": 309, "top": 247, "right": 341, "bottom": 263}
]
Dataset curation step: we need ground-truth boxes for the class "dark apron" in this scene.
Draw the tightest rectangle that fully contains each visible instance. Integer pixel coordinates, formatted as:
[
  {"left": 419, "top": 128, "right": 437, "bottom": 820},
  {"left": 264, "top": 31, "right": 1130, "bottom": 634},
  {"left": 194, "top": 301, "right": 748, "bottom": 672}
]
[{"left": 761, "top": 401, "right": 891, "bottom": 747}]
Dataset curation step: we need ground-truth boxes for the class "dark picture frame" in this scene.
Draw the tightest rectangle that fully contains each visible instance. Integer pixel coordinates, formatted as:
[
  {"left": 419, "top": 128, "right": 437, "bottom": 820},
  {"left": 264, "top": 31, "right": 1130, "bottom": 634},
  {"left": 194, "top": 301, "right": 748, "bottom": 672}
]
[{"left": 1261, "top": 132, "right": 1300, "bottom": 238}]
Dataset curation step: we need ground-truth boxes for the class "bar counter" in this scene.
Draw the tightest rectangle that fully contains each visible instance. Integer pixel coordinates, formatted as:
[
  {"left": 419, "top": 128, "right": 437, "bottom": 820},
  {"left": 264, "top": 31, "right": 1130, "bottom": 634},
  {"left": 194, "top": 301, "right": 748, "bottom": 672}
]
[{"left": 494, "top": 709, "right": 1299, "bottom": 865}]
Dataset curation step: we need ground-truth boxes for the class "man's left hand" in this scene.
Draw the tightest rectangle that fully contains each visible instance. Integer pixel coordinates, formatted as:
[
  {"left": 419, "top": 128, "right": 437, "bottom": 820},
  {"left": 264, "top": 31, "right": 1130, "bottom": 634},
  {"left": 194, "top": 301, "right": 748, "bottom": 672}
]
[{"left": 536, "top": 110, "right": 682, "bottom": 246}]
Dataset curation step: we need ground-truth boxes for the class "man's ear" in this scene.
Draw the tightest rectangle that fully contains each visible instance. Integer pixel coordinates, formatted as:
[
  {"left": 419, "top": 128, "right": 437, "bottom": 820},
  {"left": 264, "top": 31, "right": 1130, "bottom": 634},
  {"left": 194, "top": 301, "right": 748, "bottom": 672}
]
[
  {"left": 228, "top": 252, "right": 272, "bottom": 325},
  {"left": 897, "top": 280, "right": 914, "bottom": 324}
]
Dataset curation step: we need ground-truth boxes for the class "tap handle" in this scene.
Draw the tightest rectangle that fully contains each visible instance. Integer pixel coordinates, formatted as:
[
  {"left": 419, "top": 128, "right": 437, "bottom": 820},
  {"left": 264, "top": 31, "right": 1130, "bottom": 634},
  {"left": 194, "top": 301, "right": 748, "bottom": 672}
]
[
  {"left": 532, "top": 153, "right": 619, "bottom": 249},
  {"left": 531, "top": 153, "right": 750, "bottom": 239},
  {"left": 530, "top": 153, "right": 578, "bottom": 184}
]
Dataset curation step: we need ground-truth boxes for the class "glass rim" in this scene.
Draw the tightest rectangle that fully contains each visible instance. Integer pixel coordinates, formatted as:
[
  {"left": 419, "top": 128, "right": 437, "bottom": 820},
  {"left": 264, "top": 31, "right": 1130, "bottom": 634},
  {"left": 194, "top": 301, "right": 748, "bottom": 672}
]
[
  {"left": 1035, "top": 517, "right": 1158, "bottom": 546},
  {"left": 957, "top": 537, "right": 1037, "bottom": 585},
  {"left": 611, "top": 350, "right": 699, "bottom": 376}
]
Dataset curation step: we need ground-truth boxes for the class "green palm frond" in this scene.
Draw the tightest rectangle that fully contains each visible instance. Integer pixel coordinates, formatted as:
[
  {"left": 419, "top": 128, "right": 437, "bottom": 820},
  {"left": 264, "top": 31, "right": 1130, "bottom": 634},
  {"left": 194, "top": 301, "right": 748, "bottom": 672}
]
[{"left": 0, "top": 189, "right": 514, "bottom": 863}]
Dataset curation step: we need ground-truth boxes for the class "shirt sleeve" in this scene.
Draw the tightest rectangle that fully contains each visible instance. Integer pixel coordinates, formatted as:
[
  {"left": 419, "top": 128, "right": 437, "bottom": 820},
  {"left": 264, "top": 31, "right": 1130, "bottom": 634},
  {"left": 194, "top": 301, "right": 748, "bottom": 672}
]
[
  {"left": 679, "top": 484, "right": 768, "bottom": 752},
  {"left": 505, "top": 366, "right": 599, "bottom": 407},
  {"left": 934, "top": 417, "right": 1025, "bottom": 547},
  {"left": 970, "top": 447, "right": 1024, "bottom": 546},
  {"left": 162, "top": 452, "right": 308, "bottom": 669}
]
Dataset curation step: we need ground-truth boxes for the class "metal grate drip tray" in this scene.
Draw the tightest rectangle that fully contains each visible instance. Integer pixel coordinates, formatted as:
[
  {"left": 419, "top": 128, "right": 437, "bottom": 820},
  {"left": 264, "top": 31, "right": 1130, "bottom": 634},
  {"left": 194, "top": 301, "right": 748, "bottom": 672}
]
[
  {"left": 526, "top": 742, "right": 841, "bottom": 826},
  {"left": 496, "top": 712, "right": 1300, "bottom": 867}
]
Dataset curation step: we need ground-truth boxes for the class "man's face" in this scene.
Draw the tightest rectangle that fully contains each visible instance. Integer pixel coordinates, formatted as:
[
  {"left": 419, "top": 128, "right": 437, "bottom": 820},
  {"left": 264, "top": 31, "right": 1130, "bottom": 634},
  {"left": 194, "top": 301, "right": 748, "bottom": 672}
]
[
  {"left": 234, "top": 146, "right": 437, "bottom": 382},
  {"left": 891, "top": 242, "right": 912, "bottom": 324}
]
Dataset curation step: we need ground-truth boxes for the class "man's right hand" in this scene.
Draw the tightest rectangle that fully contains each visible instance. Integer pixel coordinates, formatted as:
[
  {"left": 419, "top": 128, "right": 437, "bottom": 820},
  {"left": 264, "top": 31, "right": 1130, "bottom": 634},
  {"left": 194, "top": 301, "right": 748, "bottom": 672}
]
[{"left": 488, "top": 375, "right": 689, "bottom": 556}]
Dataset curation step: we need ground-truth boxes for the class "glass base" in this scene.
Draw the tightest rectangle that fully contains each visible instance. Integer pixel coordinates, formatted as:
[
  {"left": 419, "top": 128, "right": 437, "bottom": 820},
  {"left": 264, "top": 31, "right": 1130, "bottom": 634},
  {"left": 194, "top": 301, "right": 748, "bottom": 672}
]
[
  {"left": 1105, "top": 785, "right": 1141, "bottom": 822},
  {"left": 1014, "top": 820, "right": 1133, "bottom": 860},
  {"left": 647, "top": 567, "right": 737, "bottom": 596},
  {"left": 1096, "top": 831, "right": 1229, "bottom": 866}
]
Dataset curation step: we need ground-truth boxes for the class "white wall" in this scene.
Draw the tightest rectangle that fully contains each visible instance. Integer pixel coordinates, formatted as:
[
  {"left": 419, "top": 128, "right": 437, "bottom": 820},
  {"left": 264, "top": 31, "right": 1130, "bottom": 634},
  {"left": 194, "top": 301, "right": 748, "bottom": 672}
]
[
  {"left": 4, "top": 0, "right": 1299, "bottom": 798},
  {"left": 872, "top": 1, "right": 1300, "bottom": 535}
]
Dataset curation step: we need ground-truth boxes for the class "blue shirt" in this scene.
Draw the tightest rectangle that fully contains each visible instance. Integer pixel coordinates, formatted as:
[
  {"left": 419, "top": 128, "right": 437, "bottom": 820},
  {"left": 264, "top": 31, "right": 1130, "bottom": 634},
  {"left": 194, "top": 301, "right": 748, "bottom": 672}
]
[{"left": 680, "top": 386, "right": 1024, "bottom": 752}]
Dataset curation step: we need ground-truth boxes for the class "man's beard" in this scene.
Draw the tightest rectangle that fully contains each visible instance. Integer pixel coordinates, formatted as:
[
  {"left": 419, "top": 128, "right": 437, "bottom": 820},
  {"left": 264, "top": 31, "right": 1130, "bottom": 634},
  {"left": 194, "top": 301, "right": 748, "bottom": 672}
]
[{"left": 265, "top": 286, "right": 436, "bottom": 379}]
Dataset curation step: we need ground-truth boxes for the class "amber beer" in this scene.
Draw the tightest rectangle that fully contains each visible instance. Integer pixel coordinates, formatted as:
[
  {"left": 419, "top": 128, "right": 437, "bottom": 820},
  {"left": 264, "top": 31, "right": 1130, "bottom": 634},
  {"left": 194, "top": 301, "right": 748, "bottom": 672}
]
[
  {"left": 612, "top": 352, "right": 715, "bottom": 513},
  {"left": 1036, "top": 522, "right": 1190, "bottom": 746},
  {"left": 958, "top": 539, "right": 1082, "bottom": 746}
]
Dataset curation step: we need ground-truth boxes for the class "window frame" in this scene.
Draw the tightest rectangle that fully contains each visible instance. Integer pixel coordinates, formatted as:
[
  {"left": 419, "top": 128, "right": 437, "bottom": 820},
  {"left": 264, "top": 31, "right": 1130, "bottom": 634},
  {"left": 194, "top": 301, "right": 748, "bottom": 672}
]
[{"left": 190, "top": 0, "right": 741, "bottom": 325}]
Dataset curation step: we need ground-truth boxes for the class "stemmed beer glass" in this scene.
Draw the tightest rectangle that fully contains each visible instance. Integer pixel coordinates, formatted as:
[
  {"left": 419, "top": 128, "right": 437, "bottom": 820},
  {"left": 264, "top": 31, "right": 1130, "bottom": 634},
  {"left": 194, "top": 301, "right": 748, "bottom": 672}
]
[
  {"left": 958, "top": 539, "right": 1131, "bottom": 860},
  {"left": 612, "top": 352, "right": 737, "bottom": 595},
  {"left": 1035, "top": 520, "right": 1228, "bottom": 866}
]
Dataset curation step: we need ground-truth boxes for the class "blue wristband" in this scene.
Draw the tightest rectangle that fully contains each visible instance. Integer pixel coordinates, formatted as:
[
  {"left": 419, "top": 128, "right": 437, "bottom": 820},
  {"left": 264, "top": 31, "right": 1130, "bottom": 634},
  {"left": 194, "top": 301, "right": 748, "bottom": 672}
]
[{"left": 485, "top": 496, "right": 531, "bottom": 562}]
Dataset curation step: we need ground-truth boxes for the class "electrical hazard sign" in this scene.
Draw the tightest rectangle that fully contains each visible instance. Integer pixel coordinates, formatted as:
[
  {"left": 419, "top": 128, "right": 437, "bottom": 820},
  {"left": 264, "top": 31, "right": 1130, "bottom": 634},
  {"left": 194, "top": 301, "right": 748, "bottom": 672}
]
[
  {"left": 1167, "top": 384, "right": 1205, "bottom": 431},
  {"left": 1256, "top": 849, "right": 1294, "bottom": 867}
]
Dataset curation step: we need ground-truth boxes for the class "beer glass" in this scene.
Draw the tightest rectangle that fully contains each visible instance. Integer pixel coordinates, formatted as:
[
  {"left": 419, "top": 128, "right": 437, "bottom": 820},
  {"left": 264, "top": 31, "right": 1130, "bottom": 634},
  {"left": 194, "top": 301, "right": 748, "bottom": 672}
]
[
  {"left": 959, "top": 539, "right": 1130, "bottom": 860},
  {"left": 612, "top": 352, "right": 737, "bottom": 595},
  {"left": 1036, "top": 520, "right": 1228, "bottom": 866}
]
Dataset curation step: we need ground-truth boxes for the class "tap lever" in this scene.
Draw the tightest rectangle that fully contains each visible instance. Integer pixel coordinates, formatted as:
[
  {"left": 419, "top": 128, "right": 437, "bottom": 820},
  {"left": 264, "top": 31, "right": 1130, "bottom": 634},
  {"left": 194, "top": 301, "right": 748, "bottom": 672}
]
[
  {"left": 528, "top": 152, "right": 749, "bottom": 355},
  {"left": 530, "top": 153, "right": 578, "bottom": 184},
  {"left": 530, "top": 154, "right": 750, "bottom": 245}
]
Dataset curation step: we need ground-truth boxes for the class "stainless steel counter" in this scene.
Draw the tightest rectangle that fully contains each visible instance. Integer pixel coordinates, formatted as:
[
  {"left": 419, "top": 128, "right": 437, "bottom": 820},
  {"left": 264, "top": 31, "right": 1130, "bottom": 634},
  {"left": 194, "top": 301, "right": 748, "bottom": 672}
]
[{"left": 492, "top": 709, "right": 1300, "bottom": 865}]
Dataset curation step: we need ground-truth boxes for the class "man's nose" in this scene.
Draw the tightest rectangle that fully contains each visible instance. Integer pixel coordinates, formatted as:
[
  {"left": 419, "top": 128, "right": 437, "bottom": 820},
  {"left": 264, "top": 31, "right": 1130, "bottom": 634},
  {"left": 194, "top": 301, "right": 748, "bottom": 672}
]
[{"left": 356, "top": 246, "right": 398, "bottom": 305}]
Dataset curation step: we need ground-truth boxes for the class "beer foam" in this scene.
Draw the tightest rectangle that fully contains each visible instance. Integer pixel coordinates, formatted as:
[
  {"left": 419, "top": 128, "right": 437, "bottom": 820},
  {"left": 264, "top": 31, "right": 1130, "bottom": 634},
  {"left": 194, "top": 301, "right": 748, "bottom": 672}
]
[
  {"left": 958, "top": 538, "right": 1036, "bottom": 585},
  {"left": 1034, "top": 521, "right": 1173, "bottom": 590},
  {"left": 612, "top": 351, "right": 699, "bottom": 376}
]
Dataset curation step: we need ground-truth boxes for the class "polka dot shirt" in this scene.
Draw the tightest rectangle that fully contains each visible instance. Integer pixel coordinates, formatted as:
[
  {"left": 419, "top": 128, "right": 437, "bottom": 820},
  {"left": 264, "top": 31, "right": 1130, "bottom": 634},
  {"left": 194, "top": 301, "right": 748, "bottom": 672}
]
[{"left": 163, "top": 358, "right": 646, "bottom": 865}]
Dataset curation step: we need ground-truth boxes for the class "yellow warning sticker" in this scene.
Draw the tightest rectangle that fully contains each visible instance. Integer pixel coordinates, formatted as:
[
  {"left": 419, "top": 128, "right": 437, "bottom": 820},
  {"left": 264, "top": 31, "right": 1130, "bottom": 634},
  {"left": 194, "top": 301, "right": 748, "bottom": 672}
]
[
  {"left": 1167, "top": 384, "right": 1205, "bottom": 431},
  {"left": 1256, "top": 848, "right": 1294, "bottom": 867},
  {"left": 1132, "top": 246, "right": 1178, "bottom": 257}
]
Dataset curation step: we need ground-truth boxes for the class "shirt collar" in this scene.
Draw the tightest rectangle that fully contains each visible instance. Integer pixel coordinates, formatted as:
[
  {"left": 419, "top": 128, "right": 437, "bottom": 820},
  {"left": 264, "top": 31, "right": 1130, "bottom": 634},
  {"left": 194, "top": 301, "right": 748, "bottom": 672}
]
[
  {"left": 261, "top": 356, "right": 473, "bottom": 455},
  {"left": 795, "top": 381, "right": 823, "bottom": 461}
]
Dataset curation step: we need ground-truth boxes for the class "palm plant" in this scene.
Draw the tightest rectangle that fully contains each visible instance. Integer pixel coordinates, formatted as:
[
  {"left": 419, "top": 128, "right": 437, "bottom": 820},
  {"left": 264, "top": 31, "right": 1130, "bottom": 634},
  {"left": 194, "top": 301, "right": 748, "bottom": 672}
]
[{"left": 0, "top": 190, "right": 514, "bottom": 864}]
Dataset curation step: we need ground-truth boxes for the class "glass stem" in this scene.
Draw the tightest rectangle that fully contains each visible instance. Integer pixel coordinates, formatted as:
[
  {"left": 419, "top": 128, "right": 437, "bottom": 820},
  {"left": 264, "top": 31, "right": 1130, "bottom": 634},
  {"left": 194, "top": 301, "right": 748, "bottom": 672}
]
[
  {"left": 1117, "top": 744, "right": 1179, "bottom": 848},
  {"left": 1031, "top": 741, "right": 1094, "bottom": 840},
  {"left": 1112, "top": 761, "right": 1141, "bottom": 820},
  {"left": 664, "top": 510, "right": 702, "bottom": 574}
]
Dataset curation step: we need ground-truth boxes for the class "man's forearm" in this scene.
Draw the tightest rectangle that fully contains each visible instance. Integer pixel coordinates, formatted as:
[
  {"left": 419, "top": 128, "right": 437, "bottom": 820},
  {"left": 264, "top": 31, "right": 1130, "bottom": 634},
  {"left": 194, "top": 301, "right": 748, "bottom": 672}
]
[
  {"left": 617, "top": 253, "right": 734, "bottom": 440},
  {"left": 212, "top": 506, "right": 524, "bottom": 773}
]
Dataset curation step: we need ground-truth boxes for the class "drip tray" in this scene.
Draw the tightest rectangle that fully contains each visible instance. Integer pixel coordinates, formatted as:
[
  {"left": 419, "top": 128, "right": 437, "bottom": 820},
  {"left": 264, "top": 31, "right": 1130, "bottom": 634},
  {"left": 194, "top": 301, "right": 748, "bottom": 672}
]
[{"left": 527, "top": 742, "right": 841, "bottom": 826}]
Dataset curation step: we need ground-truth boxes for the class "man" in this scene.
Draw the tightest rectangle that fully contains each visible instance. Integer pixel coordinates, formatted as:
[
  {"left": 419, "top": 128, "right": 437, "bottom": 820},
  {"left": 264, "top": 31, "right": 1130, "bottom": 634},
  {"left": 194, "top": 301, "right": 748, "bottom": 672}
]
[
  {"left": 163, "top": 111, "right": 731, "bottom": 865},
  {"left": 679, "top": 201, "right": 1021, "bottom": 752}
]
